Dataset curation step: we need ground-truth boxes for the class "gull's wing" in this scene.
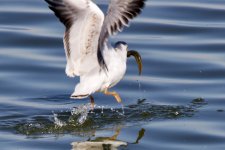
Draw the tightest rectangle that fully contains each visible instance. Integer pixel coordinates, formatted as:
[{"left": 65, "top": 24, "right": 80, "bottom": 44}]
[
  {"left": 45, "top": 0, "right": 104, "bottom": 77},
  {"left": 98, "top": 0, "right": 145, "bottom": 68}
]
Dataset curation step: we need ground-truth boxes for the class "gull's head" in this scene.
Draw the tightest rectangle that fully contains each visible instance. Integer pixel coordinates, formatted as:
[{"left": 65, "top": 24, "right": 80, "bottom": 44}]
[
  {"left": 115, "top": 41, "right": 128, "bottom": 52},
  {"left": 114, "top": 41, "right": 128, "bottom": 62},
  {"left": 115, "top": 41, "right": 142, "bottom": 75}
]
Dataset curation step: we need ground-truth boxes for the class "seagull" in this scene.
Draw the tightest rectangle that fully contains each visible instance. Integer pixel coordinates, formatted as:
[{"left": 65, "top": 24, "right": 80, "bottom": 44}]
[{"left": 45, "top": 0, "right": 145, "bottom": 106}]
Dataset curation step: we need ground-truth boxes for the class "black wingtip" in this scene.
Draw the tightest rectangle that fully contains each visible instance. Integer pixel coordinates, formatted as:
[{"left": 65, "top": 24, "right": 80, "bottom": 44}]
[{"left": 44, "top": 0, "right": 73, "bottom": 28}]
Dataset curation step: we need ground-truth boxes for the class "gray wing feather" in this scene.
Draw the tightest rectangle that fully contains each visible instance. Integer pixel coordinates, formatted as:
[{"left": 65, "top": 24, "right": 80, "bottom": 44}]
[
  {"left": 45, "top": 0, "right": 104, "bottom": 77},
  {"left": 45, "top": 0, "right": 76, "bottom": 28},
  {"left": 45, "top": 0, "right": 87, "bottom": 58},
  {"left": 98, "top": 0, "right": 145, "bottom": 69}
]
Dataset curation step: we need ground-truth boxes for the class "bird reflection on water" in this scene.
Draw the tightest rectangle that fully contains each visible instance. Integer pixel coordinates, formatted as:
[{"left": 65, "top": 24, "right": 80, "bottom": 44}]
[{"left": 71, "top": 127, "right": 145, "bottom": 150}]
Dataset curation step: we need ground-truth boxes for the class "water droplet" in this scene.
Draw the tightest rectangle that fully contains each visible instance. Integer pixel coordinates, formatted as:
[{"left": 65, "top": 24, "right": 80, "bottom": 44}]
[
  {"left": 138, "top": 80, "right": 141, "bottom": 89},
  {"left": 101, "top": 106, "right": 104, "bottom": 114},
  {"left": 53, "top": 113, "right": 66, "bottom": 127},
  {"left": 121, "top": 104, "right": 125, "bottom": 115},
  {"left": 174, "top": 111, "right": 179, "bottom": 115},
  {"left": 111, "top": 107, "right": 114, "bottom": 112}
]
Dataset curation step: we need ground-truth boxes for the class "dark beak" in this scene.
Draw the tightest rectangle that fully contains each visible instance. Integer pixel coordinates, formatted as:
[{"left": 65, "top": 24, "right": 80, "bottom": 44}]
[{"left": 127, "top": 50, "right": 142, "bottom": 75}]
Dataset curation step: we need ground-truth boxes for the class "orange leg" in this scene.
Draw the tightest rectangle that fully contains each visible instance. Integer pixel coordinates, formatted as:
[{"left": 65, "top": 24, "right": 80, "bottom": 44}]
[
  {"left": 104, "top": 89, "right": 122, "bottom": 103},
  {"left": 109, "top": 127, "right": 121, "bottom": 140}
]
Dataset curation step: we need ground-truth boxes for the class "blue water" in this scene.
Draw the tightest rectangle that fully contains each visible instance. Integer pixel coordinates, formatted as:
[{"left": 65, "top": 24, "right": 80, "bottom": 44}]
[{"left": 1, "top": 0, "right": 225, "bottom": 149}]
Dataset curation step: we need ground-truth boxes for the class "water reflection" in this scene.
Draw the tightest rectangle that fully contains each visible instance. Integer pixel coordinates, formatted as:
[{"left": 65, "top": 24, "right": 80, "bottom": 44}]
[{"left": 71, "top": 127, "right": 145, "bottom": 150}]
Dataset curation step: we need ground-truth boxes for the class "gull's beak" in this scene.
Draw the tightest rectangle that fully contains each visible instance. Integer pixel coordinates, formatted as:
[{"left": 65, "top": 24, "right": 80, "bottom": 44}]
[{"left": 127, "top": 50, "right": 142, "bottom": 75}]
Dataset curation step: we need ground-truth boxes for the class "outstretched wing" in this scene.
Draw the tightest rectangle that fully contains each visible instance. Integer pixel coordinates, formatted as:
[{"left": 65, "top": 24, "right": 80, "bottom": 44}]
[
  {"left": 98, "top": 0, "right": 145, "bottom": 68},
  {"left": 45, "top": 0, "right": 104, "bottom": 77}
]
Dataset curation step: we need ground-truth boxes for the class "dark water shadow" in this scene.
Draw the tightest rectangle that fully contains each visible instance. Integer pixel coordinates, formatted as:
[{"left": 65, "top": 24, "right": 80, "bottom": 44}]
[{"left": 13, "top": 98, "right": 207, "bottom": 137}]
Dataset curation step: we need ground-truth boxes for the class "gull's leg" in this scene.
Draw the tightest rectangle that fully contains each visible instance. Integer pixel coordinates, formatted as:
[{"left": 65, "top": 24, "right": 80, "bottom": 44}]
[
  {"left": 104, "top": 88, "right": 122, "bottom": 103},
  {"left": 109, "top": 127, "right": 121, "bottom": 140},
  {"left": 89, "top": 95, "right": 95, "bottom": 109}
]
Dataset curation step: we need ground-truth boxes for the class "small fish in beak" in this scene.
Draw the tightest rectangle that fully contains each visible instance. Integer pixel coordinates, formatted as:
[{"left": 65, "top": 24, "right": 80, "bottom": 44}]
[{"left": 127, "top": 50, "right": 142, "bottom": 75}]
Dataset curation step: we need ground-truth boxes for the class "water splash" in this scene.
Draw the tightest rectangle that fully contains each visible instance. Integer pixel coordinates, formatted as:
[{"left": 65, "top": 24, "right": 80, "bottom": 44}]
[
  {"left": 101, "top": 106, "right": 104, "bottom": 114},
  {"left": 52, "top": 103, "right": 125, "bottom": 128},
  {"left": 71, "top": 103, "right": 92, "bottom": 125},
  {"left": 137, "top": 79, "right": 145, "bottom": 101},
  {"left": 121, "top": 104, "right": 125, "bottom": 115},
  {"left": 13, "top": 98, "right": 207, "bottom": 136},
  {"left": 53, "top": 112, "right": 66, "bottom": 127},
  {"left": 108, "top": 105, "right": 125, "bottom": 116},
  {"left": 138, "top": 80, "right": 142, "bottom": 90}
]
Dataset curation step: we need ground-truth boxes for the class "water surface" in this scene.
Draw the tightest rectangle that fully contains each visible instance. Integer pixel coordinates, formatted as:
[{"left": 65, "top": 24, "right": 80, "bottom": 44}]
[{"left": 0, "top": 0, "right": 225, "bottom": 149}]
